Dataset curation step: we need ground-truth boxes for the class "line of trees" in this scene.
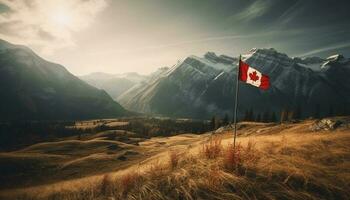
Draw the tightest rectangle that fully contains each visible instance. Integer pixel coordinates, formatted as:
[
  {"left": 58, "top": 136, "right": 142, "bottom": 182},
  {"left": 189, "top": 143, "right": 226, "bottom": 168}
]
[
  {"left": 210, "top": 113, "right": 230, "bottom": 130},
  {"left": 243, "top": 109, "right": 277, "bottom": 123},
  {"left": 124, "top": 118, "right": 212, "bottom": 138},
  {"left": 280, "top": 104, "right": 347, "bottom": 123}
]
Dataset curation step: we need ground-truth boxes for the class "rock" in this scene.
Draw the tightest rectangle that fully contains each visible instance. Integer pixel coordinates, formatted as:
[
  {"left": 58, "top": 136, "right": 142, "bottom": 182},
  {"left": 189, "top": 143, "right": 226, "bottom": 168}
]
[
  {"left": 310, "top": 118, "right": 342, "bottom": 131},
  {"left": 214, "top": 125, "right": 232, "bottom": 134}
]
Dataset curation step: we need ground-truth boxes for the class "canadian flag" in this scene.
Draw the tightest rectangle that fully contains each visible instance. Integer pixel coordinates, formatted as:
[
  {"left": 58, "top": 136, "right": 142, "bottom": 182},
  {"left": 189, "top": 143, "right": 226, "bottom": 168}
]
[{"left": 239, "top": 59, "right": 270, "bottom": 90}]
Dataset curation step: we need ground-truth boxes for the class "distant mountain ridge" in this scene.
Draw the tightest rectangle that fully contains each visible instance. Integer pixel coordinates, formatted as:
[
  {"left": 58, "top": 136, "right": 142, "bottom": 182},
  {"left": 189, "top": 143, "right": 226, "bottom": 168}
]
[
  {"left": 117, "top": 48, "right": 350, "bottom": 119},
  {"left": 0, "top": 39, "right": 127, "bottom": 120},
  {"left": 79, "top": 72, "right": 146, "bottom": 100},
  {"left": 80, "top": 68, "right": 169, "bottom": 100}
]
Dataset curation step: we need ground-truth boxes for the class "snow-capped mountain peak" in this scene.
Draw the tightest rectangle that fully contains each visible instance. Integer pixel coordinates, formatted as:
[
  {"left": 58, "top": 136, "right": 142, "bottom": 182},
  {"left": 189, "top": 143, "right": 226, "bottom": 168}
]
[
  {"left": 118, "top": 48, "right": 350, "bottom": 119},
  {"left": 321, "top": 54, "right": 350, "bottom": 69}
]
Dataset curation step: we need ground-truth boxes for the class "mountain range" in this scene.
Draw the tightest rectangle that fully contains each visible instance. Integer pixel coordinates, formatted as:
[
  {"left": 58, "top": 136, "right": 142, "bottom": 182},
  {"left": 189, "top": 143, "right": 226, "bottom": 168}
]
[
  {"left": 2, "top": 37, "right": 349, "bottom": 121},
  {"left": 114, "top": 49, "right": 350, "bottom": 119},
  {"left": 0, "top": 39, "right": 127, "bottom": 120}
]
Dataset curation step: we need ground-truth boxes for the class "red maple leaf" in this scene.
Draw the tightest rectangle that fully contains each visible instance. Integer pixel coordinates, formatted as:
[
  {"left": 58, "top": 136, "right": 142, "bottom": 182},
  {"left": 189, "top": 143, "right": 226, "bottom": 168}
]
[{"left": 249, "top": 71, "right": 259, "bottom": 82}]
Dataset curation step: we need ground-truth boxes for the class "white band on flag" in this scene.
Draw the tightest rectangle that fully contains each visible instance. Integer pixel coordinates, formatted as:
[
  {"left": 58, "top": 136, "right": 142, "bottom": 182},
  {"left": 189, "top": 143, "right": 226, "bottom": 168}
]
[{"left": 246, "top": 67, "right": 262, "bottom": 87}]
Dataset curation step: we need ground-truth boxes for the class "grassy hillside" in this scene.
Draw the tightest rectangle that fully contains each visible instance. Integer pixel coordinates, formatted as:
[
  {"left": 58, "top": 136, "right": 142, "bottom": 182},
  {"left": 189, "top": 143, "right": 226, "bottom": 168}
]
[{"left": 0, "top": 117, "right": 349, "bottom": 199}]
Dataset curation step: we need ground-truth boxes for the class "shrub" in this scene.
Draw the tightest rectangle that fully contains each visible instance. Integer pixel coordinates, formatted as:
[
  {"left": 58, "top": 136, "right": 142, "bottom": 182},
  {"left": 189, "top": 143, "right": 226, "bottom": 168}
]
[
  {"left": 201, "top": 136, "right": 223, "bottom": 159},
  {"left": 244, "top": 139, "right": 259, "bottom": 164},
  {"left": 223, "top": 143, "right": 243, "bottom": 171}
]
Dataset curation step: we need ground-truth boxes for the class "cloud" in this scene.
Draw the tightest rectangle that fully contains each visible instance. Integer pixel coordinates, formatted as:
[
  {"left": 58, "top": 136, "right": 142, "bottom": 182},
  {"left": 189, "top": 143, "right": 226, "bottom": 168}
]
[
  {"left": 275, "top": 0, "right": 303, "bottom": 24},
  {"left": 234, "top": 0, "right": 272, "bottom": 21},
  {"left": 298, "top": 42, "right": 350, "bottom": 57},
  {"left": 0, "top": 0, "right": 108, "bottom": 55},
  {"left": 88, "top": 29, "right": 303, "bottom": 56}
]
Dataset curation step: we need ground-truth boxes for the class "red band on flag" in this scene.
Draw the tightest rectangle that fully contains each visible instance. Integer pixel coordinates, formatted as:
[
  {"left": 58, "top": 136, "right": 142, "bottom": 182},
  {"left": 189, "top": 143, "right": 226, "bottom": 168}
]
[
  {"left": 260, "top": 75, "right": 270, "bottom": 90},
  {"left": 239, "top": 60, "right": 249, "bottom": 81}
]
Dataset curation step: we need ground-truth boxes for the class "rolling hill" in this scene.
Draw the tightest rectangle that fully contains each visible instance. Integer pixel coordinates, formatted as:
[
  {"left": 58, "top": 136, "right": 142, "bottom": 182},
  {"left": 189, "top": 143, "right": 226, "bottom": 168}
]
[{"left": 0, "top": 117, "right": 349, "bottom": 199}]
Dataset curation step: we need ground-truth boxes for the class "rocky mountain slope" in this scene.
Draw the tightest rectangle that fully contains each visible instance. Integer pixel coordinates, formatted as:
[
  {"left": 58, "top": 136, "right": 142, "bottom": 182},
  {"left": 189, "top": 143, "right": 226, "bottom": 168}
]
[
  {"left": 118, "top": 49, "right": 350, "bottom": 119},
  {"left": 0, "top": 39, "right": 127, "bottom": 120}
]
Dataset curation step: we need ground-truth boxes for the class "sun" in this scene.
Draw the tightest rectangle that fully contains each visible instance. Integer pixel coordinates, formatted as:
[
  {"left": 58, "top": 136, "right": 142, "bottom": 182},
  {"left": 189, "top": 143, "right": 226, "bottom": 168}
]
[{"left": 52, "top": 11, "right": 71, "bottom": 26}]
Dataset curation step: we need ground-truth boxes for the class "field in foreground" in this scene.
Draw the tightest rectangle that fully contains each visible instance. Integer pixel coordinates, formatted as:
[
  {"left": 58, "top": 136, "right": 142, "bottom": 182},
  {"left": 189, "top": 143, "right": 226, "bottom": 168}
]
[{"left": 0, "top": 117, "right": 350, "bottom": 200}]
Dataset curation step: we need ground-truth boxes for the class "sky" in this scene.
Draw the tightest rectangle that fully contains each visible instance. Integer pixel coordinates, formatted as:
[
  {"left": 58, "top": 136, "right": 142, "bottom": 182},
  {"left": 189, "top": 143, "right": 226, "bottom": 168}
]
[{"left": 0, "top": 0, "right": 350, "bottom": 75}]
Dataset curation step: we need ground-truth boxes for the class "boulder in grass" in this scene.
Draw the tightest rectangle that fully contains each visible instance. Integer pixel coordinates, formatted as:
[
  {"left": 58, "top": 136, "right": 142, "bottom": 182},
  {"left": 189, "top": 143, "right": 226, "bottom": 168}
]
[{"left": 310, "top": 118, "right": 342, "bottom": 131}]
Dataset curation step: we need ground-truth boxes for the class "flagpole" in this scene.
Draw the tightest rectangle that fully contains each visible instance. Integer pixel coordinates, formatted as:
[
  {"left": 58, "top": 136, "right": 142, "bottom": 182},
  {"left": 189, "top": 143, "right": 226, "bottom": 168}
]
[{"left": 233, "top": 55, "right": 241, "bottom": 150}]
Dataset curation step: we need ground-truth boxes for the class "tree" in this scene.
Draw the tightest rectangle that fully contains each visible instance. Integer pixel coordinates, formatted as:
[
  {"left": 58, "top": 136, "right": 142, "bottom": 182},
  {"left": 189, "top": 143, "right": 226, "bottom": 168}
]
[
  {"left": 243, "top": 110, "right": 249, "bottom": 121},
  {"left": 245, "top": 108, "right": 254, "bottom": 121},
  {"left": 328, "top": 105, "right": 334, "bottom": 117},
  {"left": 294, "top": 104, "right": 302, "bottom": 120},
  {"left": 262, "top": 111, "right": 270, "bottom": 122},
  {"left": 287, "top": 111, "right": 294, "bottom": 121},
  {"left": 211, "top": 116, "right": 220, "bottom": 130},
  {"left": 211, "top": 116, "right": 216, "bottom": 130},
  {"left": 270, "top": 112, "right": 277, "bottom": 122},
  {"left": 249, "top": 109, "right": 255, "bottom": 122},
  {"left": 255, "top": 113, "right": 261, "bottom": 122},
  {"left": 314, "top": 104, "right": 321, "bottom": 119},
  {"left": 223, "top": 113, "right": 229, "bottom": 126},
  {"left": 280, "top": 109, "right": 289, "bottom": 123},
  {"left": 342, "top": 103, "right": 348, "bottom": 116}
]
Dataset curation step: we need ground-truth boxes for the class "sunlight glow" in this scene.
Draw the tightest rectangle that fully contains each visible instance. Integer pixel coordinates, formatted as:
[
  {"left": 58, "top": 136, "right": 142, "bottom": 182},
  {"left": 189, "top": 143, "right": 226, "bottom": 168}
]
[{"left": 52, "top": 11, "right": 71, "bottom": 26}]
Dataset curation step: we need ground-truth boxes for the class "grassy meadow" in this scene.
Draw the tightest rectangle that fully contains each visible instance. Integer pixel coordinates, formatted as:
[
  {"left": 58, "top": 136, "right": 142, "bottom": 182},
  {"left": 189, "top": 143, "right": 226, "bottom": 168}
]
[{"left": 0, "top": 118, "right": 349, "bottom": 199}]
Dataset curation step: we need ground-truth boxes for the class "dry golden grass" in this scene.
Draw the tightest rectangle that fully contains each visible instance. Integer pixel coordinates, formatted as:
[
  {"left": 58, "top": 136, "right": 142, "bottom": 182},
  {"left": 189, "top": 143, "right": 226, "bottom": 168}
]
[
  {"left": 168, "top": 151, "right": 180, "bottom": 169},
  {"left": 1, "top": 119, "right": 350, "bottom": 200},
  {"left": 201, "top": 136, "right": 223, "bottom": 159}
]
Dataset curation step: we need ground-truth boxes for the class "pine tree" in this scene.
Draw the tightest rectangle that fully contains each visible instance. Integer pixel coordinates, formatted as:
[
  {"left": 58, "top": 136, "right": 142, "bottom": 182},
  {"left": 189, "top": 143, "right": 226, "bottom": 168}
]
[
  {"left": 244, "top": 110, "right": 249, "bottom": 121},
  {"left": 270, "top": 112, "right": 277, "bottom": 122},
  {"left": 288, "top": 111, "right": 294, "bottom": 121},
  {"left": 328, "top": 105, "right": 334, "bottom": 117},
  {"left": 256, "top": 113, "right": 261, "bottom": 122},
  {"left": 211, "top": 116, "right": 216, "bottom": 130},
  {"left": 250, "top": 109, "right": 255, "bottom": 122},
  {"left": 223, "top": 114, "right": 229, "bottom": 125},
  {"left": 262, "top": 111, "right": 269, "bottom": 122},
  {"left": 247, "top": 108, "right": 253, "bottom": 121},
  {"left": 314, "top": 104, "right": 321, "bottom": 119},
  {"left": 342, "top": 104, "right": 348, "bottom": 116},
  {"left": 215, "top": 117, "right": 220, "bottom": 129},
  {"left": 294, "top": 104, "right": 302, "bottom": 120},
  {"left": 280, "top": 109, "right": 288, "bottom": 123}
]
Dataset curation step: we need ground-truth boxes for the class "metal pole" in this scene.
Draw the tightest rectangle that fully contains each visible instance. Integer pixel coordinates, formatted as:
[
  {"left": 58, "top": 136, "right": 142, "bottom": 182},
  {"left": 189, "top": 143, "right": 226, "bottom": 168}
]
[{"left": 233, "top": 55, "right": 241, "bottom": 150}]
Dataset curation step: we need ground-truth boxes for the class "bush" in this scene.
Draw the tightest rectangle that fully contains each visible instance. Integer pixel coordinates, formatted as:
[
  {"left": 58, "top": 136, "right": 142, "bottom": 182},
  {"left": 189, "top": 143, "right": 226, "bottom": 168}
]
[
  {"left": 201, "top": 136, "right": 223, "bottom": 159},
  {"left": 223, "top": 143, "right": 243, "bottom": 171}
]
